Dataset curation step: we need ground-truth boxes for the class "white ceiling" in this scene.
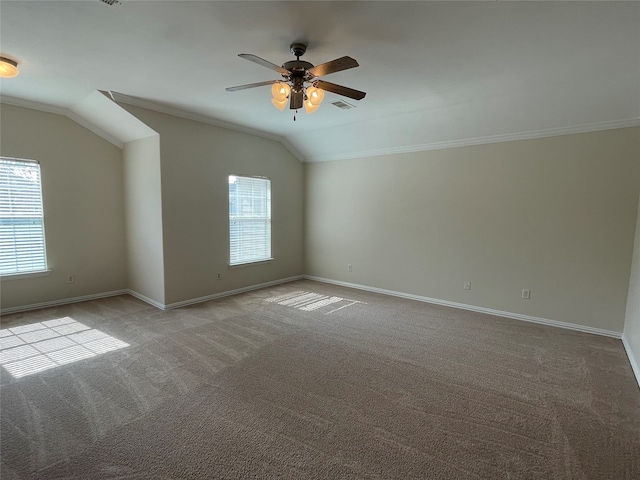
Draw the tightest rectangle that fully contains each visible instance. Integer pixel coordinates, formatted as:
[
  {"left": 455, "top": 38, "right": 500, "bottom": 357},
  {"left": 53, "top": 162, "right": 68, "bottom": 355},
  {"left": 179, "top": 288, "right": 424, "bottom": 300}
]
[{"left": 1, "top": 1, "right": 639, "bottom": 162}]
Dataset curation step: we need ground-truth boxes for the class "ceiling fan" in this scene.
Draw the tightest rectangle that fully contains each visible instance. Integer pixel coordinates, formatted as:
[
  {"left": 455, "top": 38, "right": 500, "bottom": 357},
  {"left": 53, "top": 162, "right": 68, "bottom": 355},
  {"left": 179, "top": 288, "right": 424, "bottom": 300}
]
[{"left": 226, "top": 43, "right": 366, "bottom": 114}]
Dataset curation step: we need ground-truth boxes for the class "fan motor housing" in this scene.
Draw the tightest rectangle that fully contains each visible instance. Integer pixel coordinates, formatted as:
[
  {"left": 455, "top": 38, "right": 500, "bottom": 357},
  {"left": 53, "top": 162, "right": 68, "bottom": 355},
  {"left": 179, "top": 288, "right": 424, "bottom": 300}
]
[{"left": 283, "top": 60, "right": 314, "bottom": 77}]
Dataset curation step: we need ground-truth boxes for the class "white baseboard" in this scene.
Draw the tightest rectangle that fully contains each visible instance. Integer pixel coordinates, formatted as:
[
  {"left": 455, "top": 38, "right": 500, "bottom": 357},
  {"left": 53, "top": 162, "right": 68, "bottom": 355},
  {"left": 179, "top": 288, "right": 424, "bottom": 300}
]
[
  {"left": 126, "top": 289, "right": 165, "bottom": 310},
  {"left": 622, "top": 335, "right": 640, "bottom": 389},
  {"left": 4, "top": 276, "right": 635, "bottom": 387},
  {"left": 0, "top": 290, "right": 129, "bottom": 315},
  {"left": 1, "top": 276, "right": 304, "bottom": 316},
  {"left": 1, "top": 276, "right": 305, "bottom": 316},
  {"left": 303, "top": 275, "right": 623, "bottom": 339},
  {"left": 163, "top": 275, "right": 304, "bottom": 310},
  {"left": 2, "top": 275, "right": 626, "bottom": 343}
]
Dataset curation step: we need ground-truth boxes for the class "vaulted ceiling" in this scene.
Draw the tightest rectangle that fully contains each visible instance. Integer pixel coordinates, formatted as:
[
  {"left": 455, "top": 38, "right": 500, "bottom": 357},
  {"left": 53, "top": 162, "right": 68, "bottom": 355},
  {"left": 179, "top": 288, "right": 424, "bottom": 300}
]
[{"left": 1, "top": 1, "right": 638, "bottom": 162}]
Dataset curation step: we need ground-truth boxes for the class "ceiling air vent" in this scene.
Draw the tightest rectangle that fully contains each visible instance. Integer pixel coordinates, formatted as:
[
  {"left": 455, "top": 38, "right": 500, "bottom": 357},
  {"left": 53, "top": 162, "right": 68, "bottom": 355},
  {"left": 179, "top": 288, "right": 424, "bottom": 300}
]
[
  {"left": 100, "top": 0, "right": 121, "bottom": 5},
  {"left": 332, "top": 100, "right": 355, "bottom": 110}
]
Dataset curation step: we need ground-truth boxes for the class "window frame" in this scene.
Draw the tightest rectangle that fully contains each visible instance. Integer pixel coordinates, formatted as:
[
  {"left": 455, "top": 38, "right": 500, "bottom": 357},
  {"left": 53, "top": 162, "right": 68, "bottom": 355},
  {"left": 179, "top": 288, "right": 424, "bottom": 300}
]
[
  {"left": 0, "top": 156, "right": 49, "bottom": 279},
  {"left": 228, "top": 173, "right": 272, "bottom": 268}
]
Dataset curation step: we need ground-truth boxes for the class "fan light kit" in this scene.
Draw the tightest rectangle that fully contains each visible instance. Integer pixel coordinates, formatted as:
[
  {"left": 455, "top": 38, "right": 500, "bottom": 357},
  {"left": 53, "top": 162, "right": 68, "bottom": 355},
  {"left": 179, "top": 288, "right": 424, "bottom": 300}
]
[
  {"left": 227, "top": 43, "right": 365, "bottom": 120},
  {"left": 0, "top": 56, "right": 19, "bottom": 78}
]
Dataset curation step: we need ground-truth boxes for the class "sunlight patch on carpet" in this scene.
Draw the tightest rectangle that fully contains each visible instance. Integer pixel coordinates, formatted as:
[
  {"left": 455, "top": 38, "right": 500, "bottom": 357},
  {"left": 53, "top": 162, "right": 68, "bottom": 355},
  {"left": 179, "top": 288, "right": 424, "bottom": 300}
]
[
  {"left": 0, "top": 317, "right": 129, "bottom": 378},
  {"left": 266, "top": 290, "right": 365, "bottom": 314}
]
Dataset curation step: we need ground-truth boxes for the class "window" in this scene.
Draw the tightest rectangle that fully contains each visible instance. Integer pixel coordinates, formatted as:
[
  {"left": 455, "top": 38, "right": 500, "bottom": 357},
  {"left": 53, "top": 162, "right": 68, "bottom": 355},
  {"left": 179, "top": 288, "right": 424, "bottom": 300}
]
[
  {"left": 229, "top": 174, "right": 271, "bottom": 266},
  {"left": 0, "top": 157, "right": 47, "bottom": 275}
]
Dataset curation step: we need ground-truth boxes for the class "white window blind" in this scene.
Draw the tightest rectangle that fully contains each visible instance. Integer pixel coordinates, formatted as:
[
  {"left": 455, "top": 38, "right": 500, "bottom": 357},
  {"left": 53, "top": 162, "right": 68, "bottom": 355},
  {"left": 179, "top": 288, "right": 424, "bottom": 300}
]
[
  {"left": 0, "top": 157, "right": 47, "bottom": 275},
  {"left": 229, "top": 175, "right": 271, "bottom": 266}
]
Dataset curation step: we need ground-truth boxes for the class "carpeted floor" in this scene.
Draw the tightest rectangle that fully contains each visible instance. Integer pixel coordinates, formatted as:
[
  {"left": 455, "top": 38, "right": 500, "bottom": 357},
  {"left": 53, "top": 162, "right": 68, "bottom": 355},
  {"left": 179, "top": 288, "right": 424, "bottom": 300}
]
[{"left": 1, "top": 280, "right": 639, "bottom": 479}]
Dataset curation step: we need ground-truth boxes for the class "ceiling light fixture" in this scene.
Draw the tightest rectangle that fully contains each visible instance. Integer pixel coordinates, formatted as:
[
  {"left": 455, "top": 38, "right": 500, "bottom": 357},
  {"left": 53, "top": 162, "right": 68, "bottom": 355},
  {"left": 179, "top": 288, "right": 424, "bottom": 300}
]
[
  {"left": 270, "top": 80, "right": 325, "bottom": 118},
  {"left": 271, "top": 82, "right": 291, "bottom": 111},
  {"left": 0, "top": 56, "right": 19, "bottom": 78},
  {"left": 227, "top": 43, "right": 365, "bottom": 121}
]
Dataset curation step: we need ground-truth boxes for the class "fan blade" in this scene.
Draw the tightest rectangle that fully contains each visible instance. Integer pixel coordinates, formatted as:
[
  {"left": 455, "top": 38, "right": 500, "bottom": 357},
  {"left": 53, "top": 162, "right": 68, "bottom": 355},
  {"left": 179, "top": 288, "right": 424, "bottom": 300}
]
[
  {"left": 226, "top": 80, "right": 280, "bottom": 92},
  {"left": 314, "top": 80, "right": 366, "bottom": 100},
  {"left": 289, "top": 90, "right": 304, "bottom": 110},
  {"left": 307, "top": 56, "right": 359, "bottom": 78},
  {"left": 238, "top": 54, "right": 290, "bottom": 76}
]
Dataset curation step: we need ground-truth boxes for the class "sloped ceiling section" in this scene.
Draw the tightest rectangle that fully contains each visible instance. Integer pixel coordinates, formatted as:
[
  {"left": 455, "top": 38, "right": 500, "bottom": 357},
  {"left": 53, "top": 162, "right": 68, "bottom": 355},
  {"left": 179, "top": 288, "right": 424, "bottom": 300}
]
[
  {"left": 0, "top": 1, "right": 638, "bottom": 162},
  {"left": 107, "top": 91, "right": 305, "bottom": 162},
  {"left": 72, "top": 91, "right": 157, "bottom": 145},
  {"left": 0, "top": 93, "right": 158, "bottom": 149}
]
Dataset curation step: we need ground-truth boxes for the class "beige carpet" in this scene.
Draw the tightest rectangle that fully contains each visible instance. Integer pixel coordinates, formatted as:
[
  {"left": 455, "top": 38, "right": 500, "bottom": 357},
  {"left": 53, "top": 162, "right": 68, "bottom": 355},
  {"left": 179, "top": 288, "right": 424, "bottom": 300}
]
[{"left": 1, "top": 280, "right": 639, "bottom": 479}]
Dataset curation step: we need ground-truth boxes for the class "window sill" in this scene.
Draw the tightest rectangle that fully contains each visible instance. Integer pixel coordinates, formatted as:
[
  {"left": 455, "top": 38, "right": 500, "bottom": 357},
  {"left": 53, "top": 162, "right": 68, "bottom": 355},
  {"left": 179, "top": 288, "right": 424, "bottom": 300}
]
[
  {"left": 1, "top": 270, "right": 52, "bottom": 281},
  {"left": 229, "top": 258, "right": 273, "bottom": 269}
]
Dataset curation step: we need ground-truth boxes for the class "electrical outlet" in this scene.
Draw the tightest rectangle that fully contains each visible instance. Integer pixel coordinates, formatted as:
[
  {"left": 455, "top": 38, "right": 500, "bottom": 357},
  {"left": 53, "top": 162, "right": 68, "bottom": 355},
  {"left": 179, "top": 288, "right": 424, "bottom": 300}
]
[
  {"left": 217, "top": 272, "right": 222, "bottom": 280},
  {"left": 522, "top": 289, "right": 530, "bottom": 299},
  {"left": 67, "top": 275, "right": 74, "bottom": 284},
  {"left": 464, "top": 281, "right": 471, "bottom": 290},
  {"left": 348, "top": 264, "right": 352, "bottom": 272}
]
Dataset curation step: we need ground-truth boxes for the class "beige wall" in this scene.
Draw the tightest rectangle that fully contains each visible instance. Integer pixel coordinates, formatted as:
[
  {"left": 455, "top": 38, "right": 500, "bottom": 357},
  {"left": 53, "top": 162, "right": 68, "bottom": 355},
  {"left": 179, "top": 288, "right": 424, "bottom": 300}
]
[
  {"left": 1, "top": 101, "right": 635, "bottom": 339},
  {"left": 0, "top": 104, "right": 126, "bottom": 309},
  {"left": 305, "top": 127, "right": 640, "bottom": 332},
  {"left": 123, "top": 135, "right": 165, "bottom": 305},
  {"left": 119, "top": 105, "right": 304, "bottom": 305},
  {"left": 623, "top": 194, "right": 640, "bottom": 381}
]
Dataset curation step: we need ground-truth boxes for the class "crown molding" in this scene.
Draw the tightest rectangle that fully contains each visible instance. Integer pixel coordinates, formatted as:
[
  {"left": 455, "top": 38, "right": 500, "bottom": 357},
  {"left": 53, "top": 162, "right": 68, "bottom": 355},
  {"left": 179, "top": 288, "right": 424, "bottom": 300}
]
[
  {"left": 1, "top": 96, "right": 67, "bottom": 116},
  {"left": 278, "top": 137, "right": 305, "bottom": 163},
  {"left": 1, "top": 96, "right": 124, "bottom": 148},
  {"left": 109, "top": 92, "right": 280, "bottom": 141},
  {"left": 4, "top": 95, "right": 638, "bottom": 164},
  {"left": 66, "top": 110, "right": 124, "bottom": 149},
  {"left": 108, "top": 92, "right": 304, "bottom": 163},
  {"left": 304, "top": 117, "right": 640, "bottom": 163},
  {"left": 1, "top": 93, "right": 300, "bottom": 161}
]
